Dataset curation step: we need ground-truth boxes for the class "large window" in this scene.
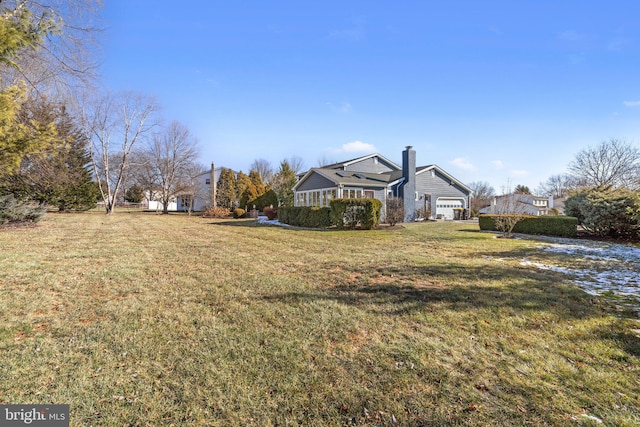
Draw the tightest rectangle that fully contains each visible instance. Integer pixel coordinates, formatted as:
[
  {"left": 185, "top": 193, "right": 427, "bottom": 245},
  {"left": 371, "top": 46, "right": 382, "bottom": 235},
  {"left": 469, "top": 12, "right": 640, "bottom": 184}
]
[
  {"left": 343, "top": 188, "right": 363, "bottom": 199},
  {"left": 295, "top": 188, "right": 336, "bottom": 207}
]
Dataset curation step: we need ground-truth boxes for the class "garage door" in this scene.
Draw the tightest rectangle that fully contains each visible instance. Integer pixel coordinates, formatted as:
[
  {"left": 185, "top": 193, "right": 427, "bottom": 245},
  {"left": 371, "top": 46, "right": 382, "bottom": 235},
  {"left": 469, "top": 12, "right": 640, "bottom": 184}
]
[{"left": 436, "top": 198, "right": 464, "bottom": 220}]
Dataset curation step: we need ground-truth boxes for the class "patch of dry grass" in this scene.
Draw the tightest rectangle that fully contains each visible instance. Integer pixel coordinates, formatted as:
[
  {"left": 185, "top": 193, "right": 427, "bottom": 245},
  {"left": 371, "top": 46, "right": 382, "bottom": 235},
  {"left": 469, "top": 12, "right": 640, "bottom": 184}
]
[{"left": 0, "top": 213, "right": 638, "bottom": 425}]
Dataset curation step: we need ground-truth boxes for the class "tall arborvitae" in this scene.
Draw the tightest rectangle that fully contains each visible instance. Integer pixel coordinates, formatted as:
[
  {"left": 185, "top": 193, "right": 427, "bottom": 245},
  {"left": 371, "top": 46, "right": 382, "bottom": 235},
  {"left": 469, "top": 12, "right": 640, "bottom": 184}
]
[{"left": 216, "top": 168, "right": 238, "bottom": 209}]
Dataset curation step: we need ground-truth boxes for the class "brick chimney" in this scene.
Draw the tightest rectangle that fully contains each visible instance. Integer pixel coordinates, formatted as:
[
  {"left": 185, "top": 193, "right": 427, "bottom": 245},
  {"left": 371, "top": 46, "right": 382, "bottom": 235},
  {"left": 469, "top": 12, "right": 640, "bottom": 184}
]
[
  {"left": 210, "top": 162, "right": 217, "bottom": 208},
  {"left": 400, "top": 146, "right": 416, "bottom": 222}
]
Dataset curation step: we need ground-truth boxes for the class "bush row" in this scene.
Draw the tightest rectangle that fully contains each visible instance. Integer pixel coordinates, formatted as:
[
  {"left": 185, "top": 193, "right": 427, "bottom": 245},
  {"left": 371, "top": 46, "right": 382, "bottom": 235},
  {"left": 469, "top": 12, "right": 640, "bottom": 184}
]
[
  {"left": 278, "top": 198, "right": 382, "bottom": 230},
  {"left": 278, "top": 206, "right": 332, "bottom": 228},
  {"left": 330, "top": 198, "right": 382, "bottom": 230},
  {"left": 479, "top": 214, "right": 578, "bottom": 237}
]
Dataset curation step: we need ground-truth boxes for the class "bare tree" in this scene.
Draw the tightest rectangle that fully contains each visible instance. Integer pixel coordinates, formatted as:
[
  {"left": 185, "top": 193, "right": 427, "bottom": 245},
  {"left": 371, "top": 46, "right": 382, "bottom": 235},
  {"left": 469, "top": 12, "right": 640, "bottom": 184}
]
[
  {"left": 568, "top": 138, "right": 640, "bottom": 190},
  {"left": 249, "top": 158, "right": 274, "bottom": 186},
  {"left": 142, "top": 120, "right": 200, "bottom": 214},
  {"left": 492, "top": 182, "right": 529, "bottom": 238},
  {"left": 83, "top": 90, "right": 160, "bottom": 214},
  {"left": 0, "top": 0, "right": 103, "bottom": 101},
  {"left": 286, "top": 155, "right": 306, "bottom": 175},
  {"left": 317, "top": 155, "right": 336, "bottom": 167},
  {"left": 180, "top": 162, "right": 207, "bottom": 215},
  {"left": 536, "top": 173, "right": 580, "bottom": 198},
  {"left": 468, "top": 181, "right": 495, "bottom": 214}
]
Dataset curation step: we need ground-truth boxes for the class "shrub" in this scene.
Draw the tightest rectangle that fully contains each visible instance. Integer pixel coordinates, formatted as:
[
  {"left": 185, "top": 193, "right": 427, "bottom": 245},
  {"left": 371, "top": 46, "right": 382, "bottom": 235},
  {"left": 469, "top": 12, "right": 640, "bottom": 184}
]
[
  {"left": 479, "top": 214, "right": 578, "bottom": 237},
  {"left": 202, "top": 206, "right": 231, "bottom": 218},
  {"left": 278, "top": 206, "right": 332, "bottom": 228},
  {"left": 330, "top": 198, "right": 382, "bottom": 230},
  {"left": 233, "top": 208, "right": 246, "bottom": 219},
  {"left": 386, "top": 196, "right": 404, "bottom": 226},
  {"left": 565, "top": 189, "right": 640, "bottom": 239},
  {"left": 0, "top": 195, "right": 47, "bottom": 225},
  {"left": 263, "top": 206, "right": 278, "bottom": 220},
  {"left": 249, "top": 190, "right": 279, "bottom": 212}
]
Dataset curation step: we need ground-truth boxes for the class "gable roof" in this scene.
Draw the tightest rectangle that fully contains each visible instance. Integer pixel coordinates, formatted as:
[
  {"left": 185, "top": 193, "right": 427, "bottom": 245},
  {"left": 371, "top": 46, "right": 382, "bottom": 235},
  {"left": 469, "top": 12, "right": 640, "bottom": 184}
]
[
  {"left": 320, "top": 153, "right": 401, "bottom": 171},
  {"left": 416, "top": 164, "right": 473, "bottom": 193},
  {"left": 293, "top": 168, "right": 403, "bottom": 191}
]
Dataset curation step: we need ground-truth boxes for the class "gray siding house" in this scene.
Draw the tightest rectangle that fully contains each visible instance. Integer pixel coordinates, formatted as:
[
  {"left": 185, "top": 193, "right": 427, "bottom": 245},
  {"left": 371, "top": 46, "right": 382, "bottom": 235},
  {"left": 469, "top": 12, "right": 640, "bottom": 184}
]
[{"left": 293, "top": 147, "right": 473, "bottom": 221}]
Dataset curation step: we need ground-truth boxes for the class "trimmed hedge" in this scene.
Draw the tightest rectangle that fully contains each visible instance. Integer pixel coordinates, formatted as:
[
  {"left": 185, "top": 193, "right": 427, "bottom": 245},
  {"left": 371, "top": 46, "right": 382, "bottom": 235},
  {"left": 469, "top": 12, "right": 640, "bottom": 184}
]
[
  {"left": 330, "top": 198, "right": 382, "bottom": 230},
  {"left": 278, "top": 206, "right": 332, "bottom": 228},
  {"left": 479, "top": 214, "right": 578, "bottom": 237}
]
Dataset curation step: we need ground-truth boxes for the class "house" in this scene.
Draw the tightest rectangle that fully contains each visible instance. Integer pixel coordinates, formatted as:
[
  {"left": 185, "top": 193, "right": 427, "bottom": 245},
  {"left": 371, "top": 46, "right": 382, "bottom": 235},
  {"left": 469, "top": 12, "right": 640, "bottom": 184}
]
[
  {"left": 175, "top": 162, "right": 223, "bottom": 212},
  {"left": 482, "top": 193, "right": 556, "bottom": 216},
  {"left": 293, "top": 147, "right": 473, "bottom": 221}
]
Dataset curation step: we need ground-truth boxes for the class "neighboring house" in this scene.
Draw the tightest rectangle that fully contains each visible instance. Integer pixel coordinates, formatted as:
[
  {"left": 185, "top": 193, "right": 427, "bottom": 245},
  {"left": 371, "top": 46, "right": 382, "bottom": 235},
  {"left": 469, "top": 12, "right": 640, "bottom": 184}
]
[
  {"left": 293, "top": 147, "right": 473, "bottom": 221},
  {"left": 176, "top": 163, "right": 224, "bottom": 212},
  {"left": 481, "top": 194, "right": 556, "bottom": 216}
]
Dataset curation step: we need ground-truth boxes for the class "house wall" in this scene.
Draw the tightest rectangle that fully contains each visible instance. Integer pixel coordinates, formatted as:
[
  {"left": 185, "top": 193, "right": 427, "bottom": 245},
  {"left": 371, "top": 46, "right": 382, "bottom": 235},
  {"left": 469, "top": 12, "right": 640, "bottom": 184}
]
[
  {"left": 343, "top": 157, "right": 396, "bottom": 174},
  {"left": 414, "top": 169, "right": 470, "bottom": 215}
]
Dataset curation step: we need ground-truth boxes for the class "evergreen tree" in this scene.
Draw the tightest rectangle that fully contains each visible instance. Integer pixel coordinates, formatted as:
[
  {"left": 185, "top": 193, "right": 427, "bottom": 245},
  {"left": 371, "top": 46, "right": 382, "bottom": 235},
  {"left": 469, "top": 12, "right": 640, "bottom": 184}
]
[
  {"left": 236, "top": 171, "right": 257, "bottom": 209},
  {"left": 272, "top": 160, "right": 297, "bottom": 207},
  {"left": 216, "top": 168, "right": 237, "bottom": 209},
  {"left": 2, "top": 100, "right": 99, "bottom": 211},
  {"left": 249, "top": 170, "right": 266, "bottom": 196},
  {"left": 125, "top": 185, "right": 145, "bottom": 203}
]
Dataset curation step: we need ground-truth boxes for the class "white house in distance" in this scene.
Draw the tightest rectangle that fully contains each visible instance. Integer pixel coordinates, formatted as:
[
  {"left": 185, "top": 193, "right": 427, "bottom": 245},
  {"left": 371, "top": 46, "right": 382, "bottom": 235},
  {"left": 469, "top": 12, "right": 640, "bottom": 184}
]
[
  {"left": 175, "top": 163, "right": 223, "bottom": 212},
  {"left": 481, "top": 194, "right": 556, "bottom": 216},
  {"left": 146, "top": 163, "right": 224, "bottom": 212}
]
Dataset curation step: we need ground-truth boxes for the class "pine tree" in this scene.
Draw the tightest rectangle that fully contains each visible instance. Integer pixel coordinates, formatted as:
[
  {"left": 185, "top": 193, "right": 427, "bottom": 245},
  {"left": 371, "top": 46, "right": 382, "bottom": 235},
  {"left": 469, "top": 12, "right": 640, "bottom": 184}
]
[
  {"left": 236, "top": 171, "right": 257, "bottom": 209},
  {"left": 2, "top": 100, "right": 99, "bottom": 211},
  {"left": 272, "top": 160, "right": 297, "bottom": 207},
  {"left": 216, "top": 168, "right": 238, "bottom": 209},
  {"left": 249, "top": 170, "right": 266, "bottom": 196}
]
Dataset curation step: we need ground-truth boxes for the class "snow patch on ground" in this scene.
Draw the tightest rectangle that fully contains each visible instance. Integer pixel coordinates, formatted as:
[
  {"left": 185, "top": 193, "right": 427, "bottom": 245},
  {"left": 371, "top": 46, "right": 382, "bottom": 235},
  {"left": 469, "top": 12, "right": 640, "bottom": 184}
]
[
  {"left": 257, "top": 216, "right": 290, "bottom": 227},
  {"left": 517, "top": 235, "right": 640, "bottom": 316}
]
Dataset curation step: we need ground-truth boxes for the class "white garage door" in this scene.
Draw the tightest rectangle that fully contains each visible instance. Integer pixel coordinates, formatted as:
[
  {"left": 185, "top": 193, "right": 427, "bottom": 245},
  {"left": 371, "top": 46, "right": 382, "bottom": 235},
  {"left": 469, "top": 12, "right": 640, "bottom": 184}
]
[{"left": 436, "top": 198, "right": 464, "bottom": 220}]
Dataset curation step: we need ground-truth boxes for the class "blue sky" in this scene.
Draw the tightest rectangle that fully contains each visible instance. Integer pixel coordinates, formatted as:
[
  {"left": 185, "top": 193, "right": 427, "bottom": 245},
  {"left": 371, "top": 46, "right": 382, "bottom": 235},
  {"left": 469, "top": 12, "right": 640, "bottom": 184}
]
[{"left": 101, "top": 1, "right": 640, "bottom": 193}]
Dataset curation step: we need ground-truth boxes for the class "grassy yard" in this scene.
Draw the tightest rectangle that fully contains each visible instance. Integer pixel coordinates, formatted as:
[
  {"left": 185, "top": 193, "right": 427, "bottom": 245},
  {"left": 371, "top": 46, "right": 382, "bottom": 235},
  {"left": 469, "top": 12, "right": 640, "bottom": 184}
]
[{"left": 0, "top": 212, "right": 638, "bottom": 426}]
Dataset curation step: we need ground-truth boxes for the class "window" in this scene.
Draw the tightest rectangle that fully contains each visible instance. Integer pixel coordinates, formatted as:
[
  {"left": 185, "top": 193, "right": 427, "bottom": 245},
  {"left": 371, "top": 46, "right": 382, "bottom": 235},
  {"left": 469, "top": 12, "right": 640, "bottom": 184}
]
[
  {"left": 364, "top": 190, "right": 374, "bottom": 198},
  {"left": 205, "top": 178, "right": 211, "bottom": 185}
]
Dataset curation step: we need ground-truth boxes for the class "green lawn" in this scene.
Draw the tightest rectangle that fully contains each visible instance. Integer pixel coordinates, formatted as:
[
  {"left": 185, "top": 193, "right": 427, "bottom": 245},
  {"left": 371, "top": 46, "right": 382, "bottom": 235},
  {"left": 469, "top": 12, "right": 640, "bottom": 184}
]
[{"left": 0, "top": 212, "right": 638, "bottom": 426}]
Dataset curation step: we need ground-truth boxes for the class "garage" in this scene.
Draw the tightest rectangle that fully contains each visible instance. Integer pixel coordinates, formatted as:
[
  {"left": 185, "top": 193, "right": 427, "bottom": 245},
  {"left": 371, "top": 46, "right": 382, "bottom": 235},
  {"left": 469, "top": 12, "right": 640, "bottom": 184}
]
[{"left": 436, "top": 198, "right": 465, "bottom": 220}]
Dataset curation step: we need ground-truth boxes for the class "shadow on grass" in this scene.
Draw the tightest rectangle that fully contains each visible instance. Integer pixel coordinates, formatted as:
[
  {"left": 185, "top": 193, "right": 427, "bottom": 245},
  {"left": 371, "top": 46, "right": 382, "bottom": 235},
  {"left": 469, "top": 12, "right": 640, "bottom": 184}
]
[
  {"left": 264, "top": 261, "right": 599, "bottom": 321},
  {"left": 208, "top": 219, "right": 262, "bottom": 227}
]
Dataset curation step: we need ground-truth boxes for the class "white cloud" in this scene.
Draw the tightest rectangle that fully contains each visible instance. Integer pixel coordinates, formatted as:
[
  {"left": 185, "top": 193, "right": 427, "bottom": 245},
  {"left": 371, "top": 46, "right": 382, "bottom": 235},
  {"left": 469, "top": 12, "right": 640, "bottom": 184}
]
[
  {"left": 342, "top": 140, "right": 376, "bottom": 153},
  {"left": 449, "top": 157, "right": 476, "bottom": 171},
  {"left": 328, "top": 141, "right": 376, "bottom": 154},
  {"left": 491, "top": 160, "right": 503, "bottom": 169},
  {"left": 510, "top": 169, "right": 529, "bottom": 177},
  {"left": 623, "top": 100, "right": 640, "bottom": 107}
]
